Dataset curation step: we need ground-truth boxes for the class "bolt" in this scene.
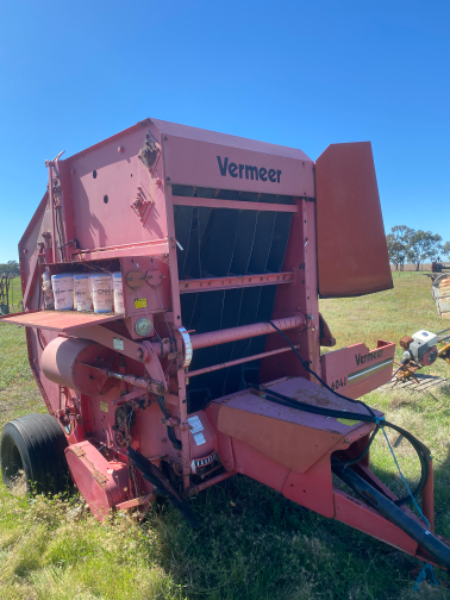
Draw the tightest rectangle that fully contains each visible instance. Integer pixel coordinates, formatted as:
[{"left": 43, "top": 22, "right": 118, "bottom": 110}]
[
  {"left": 118, "top": 145, "right": 125, "bottom": 153},
  {"left": 166, "top": 177, "right": 171, "bottom": 182}
]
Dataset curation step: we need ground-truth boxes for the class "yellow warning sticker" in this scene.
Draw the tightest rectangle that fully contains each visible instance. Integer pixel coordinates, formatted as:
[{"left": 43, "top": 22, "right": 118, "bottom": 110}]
[
  {"left": 337, "top": 418, "right": 361, "bottom": 426},
  {"left": 100, "top": 401, "right": 109, "bottom": 413},
  {"left": 134, "top": 298, "right": 147, "bottom": 309}
]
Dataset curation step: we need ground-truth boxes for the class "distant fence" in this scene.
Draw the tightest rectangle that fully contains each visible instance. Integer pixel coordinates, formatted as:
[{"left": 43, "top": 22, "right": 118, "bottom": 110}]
[
  {"left": 391, "top": 264, "right": 432, "bottom": 272},
  {"left": 0, "top": 276, "right": 22, "bottom": 314}
]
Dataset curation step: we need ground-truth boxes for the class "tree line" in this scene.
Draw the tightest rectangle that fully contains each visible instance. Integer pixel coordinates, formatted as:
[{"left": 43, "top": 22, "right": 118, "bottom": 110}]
[
  {"left": 387, "top": 226, "right": 450, "bottom": 271},
  {"left": 0, "top": 261, "right": 20, "bottom": 277}
]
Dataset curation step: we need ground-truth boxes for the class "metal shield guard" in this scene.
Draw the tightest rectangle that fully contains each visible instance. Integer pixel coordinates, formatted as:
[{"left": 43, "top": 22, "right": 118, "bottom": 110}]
[{"left": 315, "top": 142, "right": 393, "bottom": 297}]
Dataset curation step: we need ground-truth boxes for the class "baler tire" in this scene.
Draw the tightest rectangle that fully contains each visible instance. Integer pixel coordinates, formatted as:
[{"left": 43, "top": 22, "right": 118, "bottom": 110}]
[{"left": 1, "top": 413, "right": 69, "bottom": 496}]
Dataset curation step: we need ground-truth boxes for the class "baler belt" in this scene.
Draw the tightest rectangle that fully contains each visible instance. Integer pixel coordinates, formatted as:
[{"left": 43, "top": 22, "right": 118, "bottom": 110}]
[{"left": 174, "top": 205, "right": 292, "bottom": 410}]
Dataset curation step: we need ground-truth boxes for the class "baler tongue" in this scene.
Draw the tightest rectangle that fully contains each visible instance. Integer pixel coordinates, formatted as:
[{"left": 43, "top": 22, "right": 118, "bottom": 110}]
[
  {"left": 206, "top": 375, "right": 450, "bottom": 570},
  {"left": 332, "top": 462, "right": 450, "bottom": 571}
]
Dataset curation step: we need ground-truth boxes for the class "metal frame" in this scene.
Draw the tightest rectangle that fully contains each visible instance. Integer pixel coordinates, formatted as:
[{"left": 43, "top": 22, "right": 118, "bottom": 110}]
[
  {"left": 7, "top": 116, "right": 447, "bottom": 572},
  {"left": 179, "top": 272, "right": 295, "bottom": 294}
]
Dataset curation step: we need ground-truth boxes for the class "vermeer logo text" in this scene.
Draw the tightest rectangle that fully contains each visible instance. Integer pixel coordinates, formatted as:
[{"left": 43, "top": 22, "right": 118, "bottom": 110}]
[{"left": 217, "top": 156, "right": 281, "bottom": 183}]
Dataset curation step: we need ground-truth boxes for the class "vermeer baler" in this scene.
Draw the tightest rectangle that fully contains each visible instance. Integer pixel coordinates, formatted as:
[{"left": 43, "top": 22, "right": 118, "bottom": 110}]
[{"left": 2, "top": 118, "right": 450, "bottom": 571}]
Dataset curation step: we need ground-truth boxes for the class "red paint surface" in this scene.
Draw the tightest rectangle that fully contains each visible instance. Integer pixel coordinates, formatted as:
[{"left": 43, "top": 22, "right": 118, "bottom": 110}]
[
  {"left": 316, "top": 142, "right": 393, "bottom": 298},
  {"left": 65, "top": 440, "right": 130, "bottom": 521}
]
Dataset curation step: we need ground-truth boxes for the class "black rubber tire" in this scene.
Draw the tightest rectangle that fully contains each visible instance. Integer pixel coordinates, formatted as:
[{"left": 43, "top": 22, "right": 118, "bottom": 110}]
[{"left": 1, "top": 413, "right": 69, "bottom": 495}]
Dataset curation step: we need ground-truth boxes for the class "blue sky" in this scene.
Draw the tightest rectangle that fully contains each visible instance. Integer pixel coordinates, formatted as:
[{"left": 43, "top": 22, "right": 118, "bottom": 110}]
[{"left": 0, "top": 0, "right": 448, "bottom": 263}]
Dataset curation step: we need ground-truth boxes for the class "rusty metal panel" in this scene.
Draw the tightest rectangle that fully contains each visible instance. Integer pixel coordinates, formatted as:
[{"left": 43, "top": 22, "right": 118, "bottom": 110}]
[
  {"left": 315, "top": 142, "right": 393, "bottom": 297},
  {"left": 65, "top": 441, "right": 129, "bottom": 520}
]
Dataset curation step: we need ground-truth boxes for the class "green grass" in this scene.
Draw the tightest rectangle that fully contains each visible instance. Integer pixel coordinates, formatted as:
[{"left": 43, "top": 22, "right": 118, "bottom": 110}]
[{"left": 0, "top": 272, "right": 450, "bottom": 599}]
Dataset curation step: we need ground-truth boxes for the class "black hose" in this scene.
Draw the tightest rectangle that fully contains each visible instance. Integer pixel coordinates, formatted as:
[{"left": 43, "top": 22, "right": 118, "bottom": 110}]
[
  {"left": 266, "top": 321, "right": 430, "bottom": 507},
  {"left": 127, "top": 447, "right": 198, "bottom": 527},
  {"left": 267, "top": 320, "right": 376, "bottom": 416},
  {"left": 157, "top": 396, "right": 182, "bottom": 450},
  {"left": 333, "top": 460, "right": 450, "bottom": 570},
  {"left": 254, "top": 386, "right": 377, "bottom": 422}
]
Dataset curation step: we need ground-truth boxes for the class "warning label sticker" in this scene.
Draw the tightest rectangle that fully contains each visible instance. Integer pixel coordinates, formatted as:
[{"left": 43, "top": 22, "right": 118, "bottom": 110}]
[
  {"left": 134, "top": 298, "right": 147, "bottom": 309},
  {"left": 188, "top": 415, "right": 204, "bottom": 434},
  {"left": 113, "top": 338, "right": 124, "bottom": 351},
  {"left": 193, "top": 432, "right": 206, "bottom": 446}
]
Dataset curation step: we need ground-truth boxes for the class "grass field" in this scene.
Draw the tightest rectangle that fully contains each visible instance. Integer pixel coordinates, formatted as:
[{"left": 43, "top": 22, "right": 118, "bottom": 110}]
[{"left": 0, "top": 272, "right": 450, "bottom": 599}]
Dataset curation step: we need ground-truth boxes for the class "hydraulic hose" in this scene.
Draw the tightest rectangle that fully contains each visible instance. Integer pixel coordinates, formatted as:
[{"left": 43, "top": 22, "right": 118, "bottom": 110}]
[
  {"left": 333, "top": 461, "right": 450, "bottom": 570},
  {"left": 157, "top": 395, "right": 182, "bottom": 450}
]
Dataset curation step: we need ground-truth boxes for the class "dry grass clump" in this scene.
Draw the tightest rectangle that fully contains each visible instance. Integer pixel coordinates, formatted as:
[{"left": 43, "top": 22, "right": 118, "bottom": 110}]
[{"left": 8, "top": 469, "right": 27, "bottom": 497}]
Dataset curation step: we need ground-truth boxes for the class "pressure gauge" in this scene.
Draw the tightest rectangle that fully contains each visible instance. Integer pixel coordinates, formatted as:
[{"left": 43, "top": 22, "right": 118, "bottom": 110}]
[{"left": 135, "top": 317, "right": 153, "bottom": 337}]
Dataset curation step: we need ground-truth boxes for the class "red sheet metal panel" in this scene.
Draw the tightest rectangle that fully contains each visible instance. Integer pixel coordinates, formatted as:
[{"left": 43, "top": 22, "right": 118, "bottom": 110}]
[
  {"left": 212, "top": 376, "right": 378, "bottom": 474},
  {"left": 65, "top": 441, "right": 129, "bottom": 521},
  {"left": 152, "top": 117, "right": 315, "bottom": 197},
  {"left": 320, "top": 340, "right": 396, "bottom": 398},
  {"left": 0, "top": 309, "right": 119, "bottom": 332},
  {"left": 315, "top": 142, "right": 393, "bottom": 297}
]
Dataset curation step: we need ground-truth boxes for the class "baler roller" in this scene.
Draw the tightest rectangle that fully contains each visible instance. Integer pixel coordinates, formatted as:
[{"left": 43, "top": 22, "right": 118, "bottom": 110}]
[
  {"left": 188, "top": 315, "right": 305, "bottom": 350},
  {"left": 154, "top": 315, "right": 305, "bottom": 359}
]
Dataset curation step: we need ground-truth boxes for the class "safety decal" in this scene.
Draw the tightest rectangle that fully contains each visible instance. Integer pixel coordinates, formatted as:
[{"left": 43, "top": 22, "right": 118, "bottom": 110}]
[
  {"left": 188, "top": 415, "right": 204, "bottom": 434},
  {"left": 193, "top": 432, "right": 206, "bottom": 446}
]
